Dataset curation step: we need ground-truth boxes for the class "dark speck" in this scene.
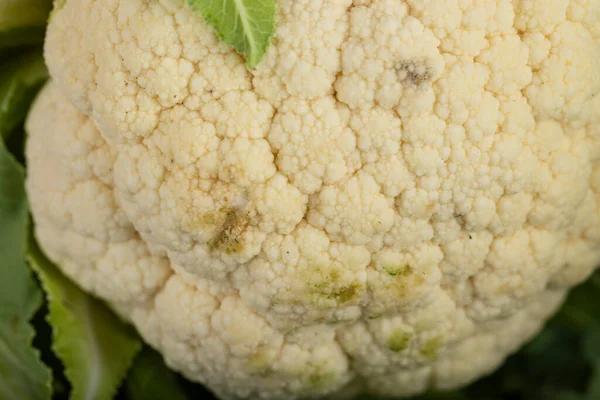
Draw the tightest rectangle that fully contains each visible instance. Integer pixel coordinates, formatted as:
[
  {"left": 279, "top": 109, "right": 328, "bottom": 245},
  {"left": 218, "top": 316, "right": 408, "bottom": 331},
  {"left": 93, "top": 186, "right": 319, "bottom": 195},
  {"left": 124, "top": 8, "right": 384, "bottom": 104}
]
[{"left": 396, "top": 58, "right": 434, "bottom": 86}]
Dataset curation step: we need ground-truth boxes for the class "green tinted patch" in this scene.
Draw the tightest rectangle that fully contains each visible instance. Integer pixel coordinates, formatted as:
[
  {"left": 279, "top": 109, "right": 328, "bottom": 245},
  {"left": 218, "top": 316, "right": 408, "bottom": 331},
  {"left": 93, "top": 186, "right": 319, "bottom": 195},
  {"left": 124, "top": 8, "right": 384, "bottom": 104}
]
[
  {"left": 384, "top": 263, "right": 412, "bottom": 277},
  {"left": 275, "top": 263, "right": 364, "bottom": 312},
  {"left": 309, "top": 266, "right": 363, "bottom": 305},
  {"left": 388, "top": 265, "right": 425, "bottom": 298},
  {"left": 246, "top": 348, "right": 272, "bottom": 377},
  {"left": 313, "top": 281, "right": 362, "bottom": 304},
  {"left": 307, "top": 368, "right": 336, "bottom": 388},
  {"left": 387, "top": 330, "right": 412, "bottom": 352},
  {"left": 420, "top": 336, "right": 444, "bottom": 360}
]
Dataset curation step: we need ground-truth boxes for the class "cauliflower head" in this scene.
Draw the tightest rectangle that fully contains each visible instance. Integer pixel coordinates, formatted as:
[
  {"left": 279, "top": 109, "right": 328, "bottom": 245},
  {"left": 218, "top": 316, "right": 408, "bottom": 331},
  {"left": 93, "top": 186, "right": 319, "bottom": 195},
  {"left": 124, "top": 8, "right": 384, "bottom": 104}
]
[{"left": 26, "top": 0, "right": 600, "bottom": 398}]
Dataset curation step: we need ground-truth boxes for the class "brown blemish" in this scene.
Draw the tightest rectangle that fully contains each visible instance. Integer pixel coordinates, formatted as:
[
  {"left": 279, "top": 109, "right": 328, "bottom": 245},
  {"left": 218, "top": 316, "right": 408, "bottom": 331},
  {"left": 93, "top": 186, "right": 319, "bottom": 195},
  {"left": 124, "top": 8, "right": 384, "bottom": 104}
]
[
  {"left": 207, "top": 206, "right": 250, "bottom": 254},
  {"left": 185, "top": 206, "right": 250, "bottom": 254},
  {"left": 396, "top": 58, "right": 433, "bottom": 86}
]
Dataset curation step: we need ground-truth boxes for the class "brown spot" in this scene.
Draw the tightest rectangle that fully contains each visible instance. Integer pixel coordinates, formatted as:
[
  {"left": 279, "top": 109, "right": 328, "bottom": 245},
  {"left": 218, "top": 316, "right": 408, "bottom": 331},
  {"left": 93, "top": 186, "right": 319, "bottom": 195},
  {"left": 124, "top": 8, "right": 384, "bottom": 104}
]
[
  {"left": 207, "top": 207, "right": 250, "bottom": 254},
  {"left": 397, "top": 59, "right": 433, "bottom": 86},
  {"left": 454, "top": 213, "right": 466, "bottom": 227}
]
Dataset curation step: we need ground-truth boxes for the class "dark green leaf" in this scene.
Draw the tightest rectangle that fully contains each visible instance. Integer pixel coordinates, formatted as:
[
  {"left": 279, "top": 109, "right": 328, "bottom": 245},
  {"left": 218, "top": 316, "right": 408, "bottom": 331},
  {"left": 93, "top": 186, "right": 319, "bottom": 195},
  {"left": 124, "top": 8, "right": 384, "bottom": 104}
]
[
  {"left": 0, "top": 140, "right": 51, "bottom": 400},
  {"left": 586, "top": 364, "right": 600, "bottom": 400},
  {"left": 583, "top": 328, "right": 600, "bottom": 363},
  {"left": 0, "top": 0, "right": 52, "bottom": 49},
  {"left": 27, "top": 238, "right": 142, "bottom": 400},
  {"left": 0, "top": 50, "right": 48, "bottom": 141},
  {"left": 125, "top": 347, "right": 188, "bottom": 400}
]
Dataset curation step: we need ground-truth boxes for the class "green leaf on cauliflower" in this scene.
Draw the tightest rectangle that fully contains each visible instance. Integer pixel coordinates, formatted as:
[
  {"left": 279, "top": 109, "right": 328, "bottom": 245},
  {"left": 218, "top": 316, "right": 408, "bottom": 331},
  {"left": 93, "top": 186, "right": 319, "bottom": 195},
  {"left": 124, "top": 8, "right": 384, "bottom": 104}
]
[
  {"left": 27, "top": 237, "right": 142, "bottom": 400},
  {"left": 187, "top": 0, "right": 276, "bottom": 68},
  {"left": 0, "top": 140, "right": 52, "bottom": 400},
  {"left": 555, "top": 273, "right": 600, "bottom": 331},
  {"left": 0, "top": 50, "right": 48, "bottom": 141},
  {"left": 125, "top": 347, "right": 189, "bottom": 400},
  {"left": 587, "top": 365, "right": 600, "bottom": 400},
  {"left": 0, "top": 0, "right": 52, "bottom": 49}
]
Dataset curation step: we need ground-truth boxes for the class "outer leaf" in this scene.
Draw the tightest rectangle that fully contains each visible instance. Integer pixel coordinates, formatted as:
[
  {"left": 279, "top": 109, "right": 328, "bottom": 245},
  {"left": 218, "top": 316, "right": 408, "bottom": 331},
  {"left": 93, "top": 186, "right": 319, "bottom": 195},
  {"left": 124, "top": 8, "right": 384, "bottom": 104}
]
[
  {"left": 552, "top": 272, "right": 600, "bottom": 331},
  {"left": 583, "top": 328, "right": 600, "bottom": 363},
  {"left": 582, "top": 327, "right": 600, "bottom": 399},
  {"left": 27, "top": 238, "right": 142, "bottom": 400},
  {"left": 587, "top": 364, "right": 600, "bottom": 400},
  {"left": 0, "top": 0, "right": 52, "bottom": 49},
  {"left": 0, "top": 140, "right": 51, "bottom": 400},
  {"left": 0, "top": 50, "right": 48, "bottom": 141},
  {"left": 187, "top": 0, "right": 276, "bottom": 68},
  {"left": 125, "top": 347, "right": 189, "bottom": 400}
]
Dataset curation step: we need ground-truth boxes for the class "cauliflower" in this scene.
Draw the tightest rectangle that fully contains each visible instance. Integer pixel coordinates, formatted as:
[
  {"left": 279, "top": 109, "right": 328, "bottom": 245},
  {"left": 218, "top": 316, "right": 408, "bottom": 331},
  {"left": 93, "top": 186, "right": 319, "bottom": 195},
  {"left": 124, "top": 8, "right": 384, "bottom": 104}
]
[{"left": 26, "top": 0, "right": 600, "bottom": 398}]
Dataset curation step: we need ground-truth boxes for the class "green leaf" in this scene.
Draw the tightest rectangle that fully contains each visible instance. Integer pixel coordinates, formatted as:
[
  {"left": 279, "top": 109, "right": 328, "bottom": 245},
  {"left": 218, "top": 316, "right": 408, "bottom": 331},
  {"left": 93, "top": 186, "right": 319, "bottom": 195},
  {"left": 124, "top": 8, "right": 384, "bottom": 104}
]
[
  {"left": 187, "top": 0, "right": 276, "bottom": 68},
  {"left": 587, "top": 365, "right": 600, "bottom": 400},
  {"left": 552, "top": 272, "right": 600, "bottom": 331},
  {"left": 0, "top": 140, "right": 52, "bottom": 400},
  {"left": 0, "top": 50, "right": 48, "bottom": 141},
  {"left": 27, "top": 238, "right": 142, "bottom": 400},
  {"left": 0, "top": 0, "right": 52, "bottom": 49},
  {"left": 583, "top": 328, "right": 600, "bottom": 363},
  {"left": 583, "top": 327, "right": 600, "bottom": 399},
  {"left": 126, "top": 347, "right": 189, "bottom": 400}
]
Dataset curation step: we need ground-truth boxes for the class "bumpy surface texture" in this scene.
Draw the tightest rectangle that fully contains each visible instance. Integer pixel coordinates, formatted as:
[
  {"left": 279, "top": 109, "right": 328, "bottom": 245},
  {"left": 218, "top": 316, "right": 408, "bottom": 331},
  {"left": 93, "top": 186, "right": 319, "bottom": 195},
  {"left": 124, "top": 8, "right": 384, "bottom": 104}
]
[{"left": 27, "top": 0, "right": 600, "bottom": 398}]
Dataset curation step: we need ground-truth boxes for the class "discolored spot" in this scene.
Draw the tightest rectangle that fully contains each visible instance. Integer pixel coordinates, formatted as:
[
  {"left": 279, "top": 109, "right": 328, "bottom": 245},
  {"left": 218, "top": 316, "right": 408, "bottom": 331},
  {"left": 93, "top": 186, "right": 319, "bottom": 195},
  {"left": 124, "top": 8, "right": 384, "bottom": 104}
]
[
  {"left": 396, "top": 59, "right": 433, "bottom": 86},
  {"left": 246, "top": 348, "right": 272, "bottom": 377},
  {"left": 311, "top": 282, "right": 363, "bottom": 304},
  {"left": 307, "top": 368, "right": 336, "bottom": 388},
  {"left": 420, "top": 336, "right": 444, "bottom": 360},
  {"left": 310, "top": 267, "right": 363, "bottom": 305},
  {"left": 384, "top": 263, "right": 412, "bottom": 277},
  {"left": 273, "top": 263, "right": 365, "bottom": 316},
  {"left": 386, "top": 329, "right": 412, "bottom": 352},
  {"left": 387, "top": 265, "right": 425, "bottom": 298},
  {"left": 196, "top": 206, "right": 250, "bottom": 254},
  {"left": 53, "top": 0, "right": 66, "bottom": 12},
  {"left": 333, "top": 284, "right": 361, "bottom": 303}
]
